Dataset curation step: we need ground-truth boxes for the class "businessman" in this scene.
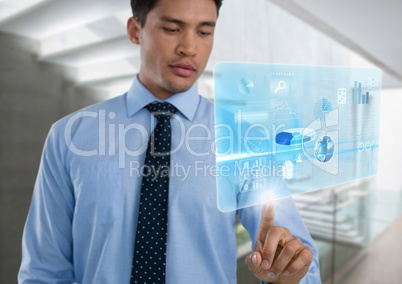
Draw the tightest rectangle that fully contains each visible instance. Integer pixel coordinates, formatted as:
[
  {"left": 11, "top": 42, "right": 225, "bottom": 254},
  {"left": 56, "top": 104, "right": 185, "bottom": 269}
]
[{"left": 19, "top": 0, "right": 321, "bottom": 283}]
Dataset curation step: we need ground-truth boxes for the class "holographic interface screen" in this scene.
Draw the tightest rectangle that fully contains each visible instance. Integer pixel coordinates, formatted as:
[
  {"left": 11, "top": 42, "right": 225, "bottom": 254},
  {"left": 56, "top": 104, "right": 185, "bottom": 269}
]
[{"left": 214, "top": 62, "right": 381, "bottom": 212}]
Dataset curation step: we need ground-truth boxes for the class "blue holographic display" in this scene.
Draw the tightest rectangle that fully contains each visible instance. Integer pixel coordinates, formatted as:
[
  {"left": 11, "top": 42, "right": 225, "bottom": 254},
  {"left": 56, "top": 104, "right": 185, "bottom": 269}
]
[{"left": 214, "top": 62, "right": 381, "bottom": 212}]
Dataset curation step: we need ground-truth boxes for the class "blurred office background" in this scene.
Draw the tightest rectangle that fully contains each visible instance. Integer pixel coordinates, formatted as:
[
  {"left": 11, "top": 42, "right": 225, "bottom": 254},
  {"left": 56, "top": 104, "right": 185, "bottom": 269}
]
[{"left": 1, "top": 0, "right": 401, "bottom": 283}]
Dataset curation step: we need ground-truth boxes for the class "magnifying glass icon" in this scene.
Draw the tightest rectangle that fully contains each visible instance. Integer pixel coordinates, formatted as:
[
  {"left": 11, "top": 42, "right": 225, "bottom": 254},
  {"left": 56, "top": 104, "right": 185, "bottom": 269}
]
[{"left": 274, "top": 80, "right": 286, "bottom": 93}]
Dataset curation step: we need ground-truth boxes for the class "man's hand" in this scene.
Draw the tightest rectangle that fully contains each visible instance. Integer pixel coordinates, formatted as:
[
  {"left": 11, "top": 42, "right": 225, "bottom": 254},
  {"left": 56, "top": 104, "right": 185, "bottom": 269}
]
[{"left": 245, "top": 202, "right": 313, "bottom": 284}]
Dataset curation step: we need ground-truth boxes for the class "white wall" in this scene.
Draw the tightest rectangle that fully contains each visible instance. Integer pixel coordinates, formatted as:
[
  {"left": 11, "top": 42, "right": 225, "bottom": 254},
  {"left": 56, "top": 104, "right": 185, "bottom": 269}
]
[
  {"left": 198, "top": 0, "right": 352, "bottom": 100},
  {"left": 376, "top": 88, "right": 402, "bottom": 191},
  {"left": 211, "top": 0, "right": 350, "bottom": 66}
]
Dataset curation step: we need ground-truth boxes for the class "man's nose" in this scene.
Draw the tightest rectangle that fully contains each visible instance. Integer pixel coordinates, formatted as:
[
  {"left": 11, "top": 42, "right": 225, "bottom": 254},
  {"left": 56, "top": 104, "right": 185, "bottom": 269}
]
[{"left": 176, "top": 31, "right": 197, "bottom": 57}]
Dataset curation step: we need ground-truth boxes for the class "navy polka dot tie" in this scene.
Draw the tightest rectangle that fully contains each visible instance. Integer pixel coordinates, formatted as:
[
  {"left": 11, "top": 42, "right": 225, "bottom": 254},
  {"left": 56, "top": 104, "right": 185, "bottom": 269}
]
[{"left": 131, "top": 102, "right": 178, "bottom": 284}]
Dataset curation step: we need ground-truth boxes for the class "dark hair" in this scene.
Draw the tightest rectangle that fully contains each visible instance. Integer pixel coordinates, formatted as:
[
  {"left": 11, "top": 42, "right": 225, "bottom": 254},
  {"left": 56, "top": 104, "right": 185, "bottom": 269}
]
[{"left": 131, "top": 0, "right": 223, "bottom": 27}]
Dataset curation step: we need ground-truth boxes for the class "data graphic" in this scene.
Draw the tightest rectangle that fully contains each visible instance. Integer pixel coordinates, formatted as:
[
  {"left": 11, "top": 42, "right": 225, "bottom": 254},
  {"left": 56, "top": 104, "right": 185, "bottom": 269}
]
[
  {"left": 321, "top": 97, "right": 333, "bottom": 111},
  {"left": 214, "top": 63, "right": 382, "bottom": 212},
  {"left": 337, "top": 88, "right": 347, "bottom": 104},
  {"left": 237, "top": 77, "right": 254, "bottom": 95},
  {"left": 353, "top": 81, "right": 370, "bottom": 105}
]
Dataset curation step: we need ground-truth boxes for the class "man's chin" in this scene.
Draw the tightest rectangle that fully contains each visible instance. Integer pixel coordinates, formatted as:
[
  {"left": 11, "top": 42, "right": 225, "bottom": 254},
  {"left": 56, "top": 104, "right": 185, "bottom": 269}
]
[{"left": 165, "top": 79, "right": 196, "bottom": 95}]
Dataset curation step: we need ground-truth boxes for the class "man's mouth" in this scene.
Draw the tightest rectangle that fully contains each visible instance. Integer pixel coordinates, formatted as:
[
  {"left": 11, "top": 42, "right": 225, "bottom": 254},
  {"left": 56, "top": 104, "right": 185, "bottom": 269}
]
[{"left": 169, "top": 63, "right": 197, "bottom": 78}]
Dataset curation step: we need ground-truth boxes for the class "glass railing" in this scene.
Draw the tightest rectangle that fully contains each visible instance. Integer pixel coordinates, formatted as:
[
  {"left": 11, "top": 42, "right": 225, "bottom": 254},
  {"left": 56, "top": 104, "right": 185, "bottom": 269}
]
[{"left": 235, "top": 178, "right": 402, "bottom": 283}]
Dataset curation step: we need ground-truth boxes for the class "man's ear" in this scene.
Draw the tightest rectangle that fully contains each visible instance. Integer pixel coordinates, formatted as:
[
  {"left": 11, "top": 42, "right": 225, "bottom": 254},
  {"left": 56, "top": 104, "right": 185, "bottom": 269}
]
[{"left": 127, "top": 17, "right": 141, "bottom": 45}]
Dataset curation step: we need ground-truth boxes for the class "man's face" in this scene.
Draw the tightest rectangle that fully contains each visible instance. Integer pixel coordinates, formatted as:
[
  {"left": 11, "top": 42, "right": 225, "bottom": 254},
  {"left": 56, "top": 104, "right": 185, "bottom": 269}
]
[{"left": 127, "top": 0, "right": 217, "bottom": 99}]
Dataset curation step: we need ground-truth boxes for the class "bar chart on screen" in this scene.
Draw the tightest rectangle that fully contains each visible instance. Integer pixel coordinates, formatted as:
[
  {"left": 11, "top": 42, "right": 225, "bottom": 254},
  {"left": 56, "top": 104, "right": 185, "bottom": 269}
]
[{"left": 353, "top": 81, "right": 370, "bottom": 105}]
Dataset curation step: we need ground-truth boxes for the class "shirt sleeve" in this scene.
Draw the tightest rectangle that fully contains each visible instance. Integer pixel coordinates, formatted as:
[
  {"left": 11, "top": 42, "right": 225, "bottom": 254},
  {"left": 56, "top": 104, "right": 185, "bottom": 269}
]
[
  {"left": 18, "top": 124, "right": 75, "bottom": 283},
  {"left": 238, "top": 194, "right": 321, "bottom": 284}
]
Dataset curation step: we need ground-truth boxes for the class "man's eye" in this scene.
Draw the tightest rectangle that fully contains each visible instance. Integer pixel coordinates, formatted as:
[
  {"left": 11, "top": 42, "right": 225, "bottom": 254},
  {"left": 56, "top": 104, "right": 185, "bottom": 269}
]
[
  {"left": 163, "top": 27, "right": 180, "bottom": 33},
  {"left": 198, "top": 30, "right": 212, "bottom": 37}
]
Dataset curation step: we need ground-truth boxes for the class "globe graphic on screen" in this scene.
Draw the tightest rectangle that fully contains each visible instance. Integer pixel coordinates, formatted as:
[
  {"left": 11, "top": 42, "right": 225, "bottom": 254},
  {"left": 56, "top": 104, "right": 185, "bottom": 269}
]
[{"left": 314, "top": 135, "right": 334, "bottom": 163}]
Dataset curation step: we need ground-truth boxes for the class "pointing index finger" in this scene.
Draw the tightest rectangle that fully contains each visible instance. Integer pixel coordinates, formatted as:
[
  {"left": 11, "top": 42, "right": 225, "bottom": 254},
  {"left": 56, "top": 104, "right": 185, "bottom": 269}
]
[{"left": 257, "top": 202, "right": 275, "bottom": 243}]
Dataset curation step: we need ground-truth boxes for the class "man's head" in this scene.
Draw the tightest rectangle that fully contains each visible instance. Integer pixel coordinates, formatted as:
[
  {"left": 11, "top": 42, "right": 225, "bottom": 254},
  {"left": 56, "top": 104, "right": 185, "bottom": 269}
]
[
  {"left": 127, "top": 0, "right": 222, "bottom": 99},
  {"left": 130, "top": 0, "right": 223, "bottom": 27}
]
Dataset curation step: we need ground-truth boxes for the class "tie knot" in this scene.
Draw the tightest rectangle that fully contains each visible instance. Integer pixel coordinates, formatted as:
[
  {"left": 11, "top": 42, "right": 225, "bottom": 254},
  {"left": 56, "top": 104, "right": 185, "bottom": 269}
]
[{"left": 146, "top": 102, "right": 178, "bottom": 119}]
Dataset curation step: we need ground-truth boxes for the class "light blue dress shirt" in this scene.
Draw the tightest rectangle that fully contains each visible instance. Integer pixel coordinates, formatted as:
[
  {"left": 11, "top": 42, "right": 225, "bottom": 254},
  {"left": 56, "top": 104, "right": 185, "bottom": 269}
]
[{"left": 19, "top": 76, "right": 321, "bottom": 283}]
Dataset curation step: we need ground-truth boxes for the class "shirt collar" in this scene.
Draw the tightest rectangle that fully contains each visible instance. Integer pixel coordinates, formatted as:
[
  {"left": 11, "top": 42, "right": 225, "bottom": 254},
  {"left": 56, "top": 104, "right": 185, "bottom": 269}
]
[{"left": 126, "top": 75, "right": 199, "bottom": 121}]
